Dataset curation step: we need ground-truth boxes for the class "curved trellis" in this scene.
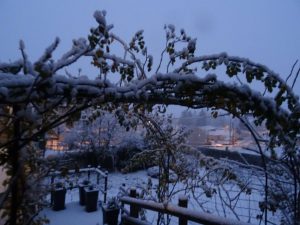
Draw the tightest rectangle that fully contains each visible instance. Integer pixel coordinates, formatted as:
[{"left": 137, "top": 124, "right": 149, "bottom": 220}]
[{"left": 0, "top": 72, "right": 298, "bottom": 149}]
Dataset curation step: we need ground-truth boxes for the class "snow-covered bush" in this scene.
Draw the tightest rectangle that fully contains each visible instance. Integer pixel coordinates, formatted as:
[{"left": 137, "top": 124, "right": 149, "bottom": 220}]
[
  {"left": 147, "top": 166, "right": 178, "bottom": 183},
  {"left": 115, "top": 143, "right": 145, "bottom": 172}
]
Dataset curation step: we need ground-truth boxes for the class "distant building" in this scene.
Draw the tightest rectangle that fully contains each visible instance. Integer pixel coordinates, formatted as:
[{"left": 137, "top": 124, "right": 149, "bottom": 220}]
[{"left": 45, "top": 127, "right": 68, "bottom": 151}]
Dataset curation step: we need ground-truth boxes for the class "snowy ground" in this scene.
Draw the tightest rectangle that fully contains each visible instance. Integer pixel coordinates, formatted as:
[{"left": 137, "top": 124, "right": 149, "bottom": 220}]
[
  {"left": 41, "top": 169, "right": 279, "bottom": 225},
  {"left": 39, "top": 171, "right": 151, "bottom": 225},
  {"left": 41, "top": 202, "right": 103, "bottom": 225}
]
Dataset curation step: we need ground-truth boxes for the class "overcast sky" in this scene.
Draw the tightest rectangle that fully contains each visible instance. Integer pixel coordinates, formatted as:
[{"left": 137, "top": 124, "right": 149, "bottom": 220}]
[{"left": 0, "top": 0, "right": 299, "bottom": 116}]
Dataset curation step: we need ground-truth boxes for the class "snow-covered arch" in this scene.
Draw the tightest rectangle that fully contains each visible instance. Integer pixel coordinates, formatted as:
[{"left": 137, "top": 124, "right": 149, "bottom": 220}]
[{"left": 0, "top": 71, "right": 298, "bottom": 150}]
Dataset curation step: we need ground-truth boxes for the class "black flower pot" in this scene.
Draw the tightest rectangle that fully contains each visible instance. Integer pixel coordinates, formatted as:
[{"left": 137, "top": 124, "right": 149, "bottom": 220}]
[
  {"left": 52, "top": 187, "right": 66, "bottom": 211},
  {"left": 102, "top": 206, "right": 120, "bottom": 225},
  {"left": 78, "top": 180, "right": 90, "bottom": 205},
  {"left": 84, "top": 186, "right": 99, "bottom": 212}
]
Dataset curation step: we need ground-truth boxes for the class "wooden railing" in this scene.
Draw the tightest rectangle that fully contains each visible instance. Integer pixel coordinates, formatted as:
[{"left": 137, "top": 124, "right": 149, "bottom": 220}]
[{"left": 120, "top": 189, "right": 253, "bottom": 225}]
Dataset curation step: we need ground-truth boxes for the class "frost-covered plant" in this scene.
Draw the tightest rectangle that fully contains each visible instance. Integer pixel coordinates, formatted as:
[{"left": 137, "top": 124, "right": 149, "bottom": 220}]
[
  {"left": 105, "top": 197, "right": 119, "bottom": 209},
  {"left": 119, "top": 111, "right": 191, "bottom": 225}
]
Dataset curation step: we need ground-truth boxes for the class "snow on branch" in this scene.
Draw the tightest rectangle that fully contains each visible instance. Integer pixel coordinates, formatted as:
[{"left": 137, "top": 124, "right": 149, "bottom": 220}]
[
  {"left": 34, "top": 37, "right": 60, "bottom": 71},
  {"left": 0, "top": 60, "right": 23, "bottom": 74},
  {"left": 174, "top": 53, "right": 300, "bottom": 117},
  {"left": 0, "top": 9, "right": 298, "bottom": 157},
  {"left": 0, "top": 71, "right": 297, "bottom": 149}
]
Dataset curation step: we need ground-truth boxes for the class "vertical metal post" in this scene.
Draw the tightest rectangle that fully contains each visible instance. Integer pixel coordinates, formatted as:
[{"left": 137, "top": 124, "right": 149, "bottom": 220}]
[
  {"left": 97, "top": 165, "right": 101, "bottom": 185},
  {"left": 104, "top": 171, "right": 108, "bottom": 203},
  {"left": 178, "top": 195, "right": 188, "bottom": 225}
]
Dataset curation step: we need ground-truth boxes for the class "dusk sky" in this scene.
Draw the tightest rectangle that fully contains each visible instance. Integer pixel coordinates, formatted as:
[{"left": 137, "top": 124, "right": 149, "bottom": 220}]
[{"left": 0, "top": 0, "right": 299, "bottom": 116}]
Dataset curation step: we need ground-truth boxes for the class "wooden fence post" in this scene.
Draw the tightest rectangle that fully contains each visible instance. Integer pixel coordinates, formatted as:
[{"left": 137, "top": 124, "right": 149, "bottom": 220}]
[
  {"left": 178, "top": 195, "right": 188, "bottom": 225},
  {"left": 130, "top": 188, "right": 139, "bottom": 218},
  {"left": 104, "top": 171, "right": 108, "bottom": 203}
]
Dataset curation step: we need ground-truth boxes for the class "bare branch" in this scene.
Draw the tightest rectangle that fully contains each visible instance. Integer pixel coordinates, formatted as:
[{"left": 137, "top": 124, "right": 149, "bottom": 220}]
[
  {"left": 19, "top": 40, "right": 29, "bottom": 74},
  {"left": 292, "top": 65, "right": 300, "bottom": 89},
  {"left": 286, "top": 59, "right": 298, "bottom": 82}
]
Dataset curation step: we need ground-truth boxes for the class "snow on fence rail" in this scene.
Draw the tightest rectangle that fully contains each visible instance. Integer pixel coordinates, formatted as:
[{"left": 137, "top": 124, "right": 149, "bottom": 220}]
[
  {"left": 47, "top": 165, "right": 108, "bottom": 203},
  {"left": 116, "top": 168, "right": 283, "bottom": 225},
  {"left": 120, "top": 194, "right": 254, "bottom": 225}
]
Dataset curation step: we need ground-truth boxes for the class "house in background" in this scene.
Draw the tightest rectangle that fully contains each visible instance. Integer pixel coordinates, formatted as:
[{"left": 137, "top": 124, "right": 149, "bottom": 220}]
[{"left": 46, "top": 128, "right": 68, "bottom": 151}]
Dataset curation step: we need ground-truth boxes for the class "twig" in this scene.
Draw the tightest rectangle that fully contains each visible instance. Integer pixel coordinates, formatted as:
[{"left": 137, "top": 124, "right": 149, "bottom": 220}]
[
  {"left": 291, "top": 65, "right": 300, "bottom": 89},
  {"left": 155, "top": 40, "right": 168, "bottom": 74},
  {"left": 19, "top": 40, "right": 29, "bottom": 74},
  {"left": 286, "top": 60, "right": 298, "bottom": 82}
]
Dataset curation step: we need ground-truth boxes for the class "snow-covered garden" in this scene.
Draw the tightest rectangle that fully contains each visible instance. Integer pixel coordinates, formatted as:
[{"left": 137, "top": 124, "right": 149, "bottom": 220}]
[
  {"left": 0, "top": 7, "right": 299, "bottom": 225},
  {"left": 39, "top": 164, "right": 281, "bottom": 225}
]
